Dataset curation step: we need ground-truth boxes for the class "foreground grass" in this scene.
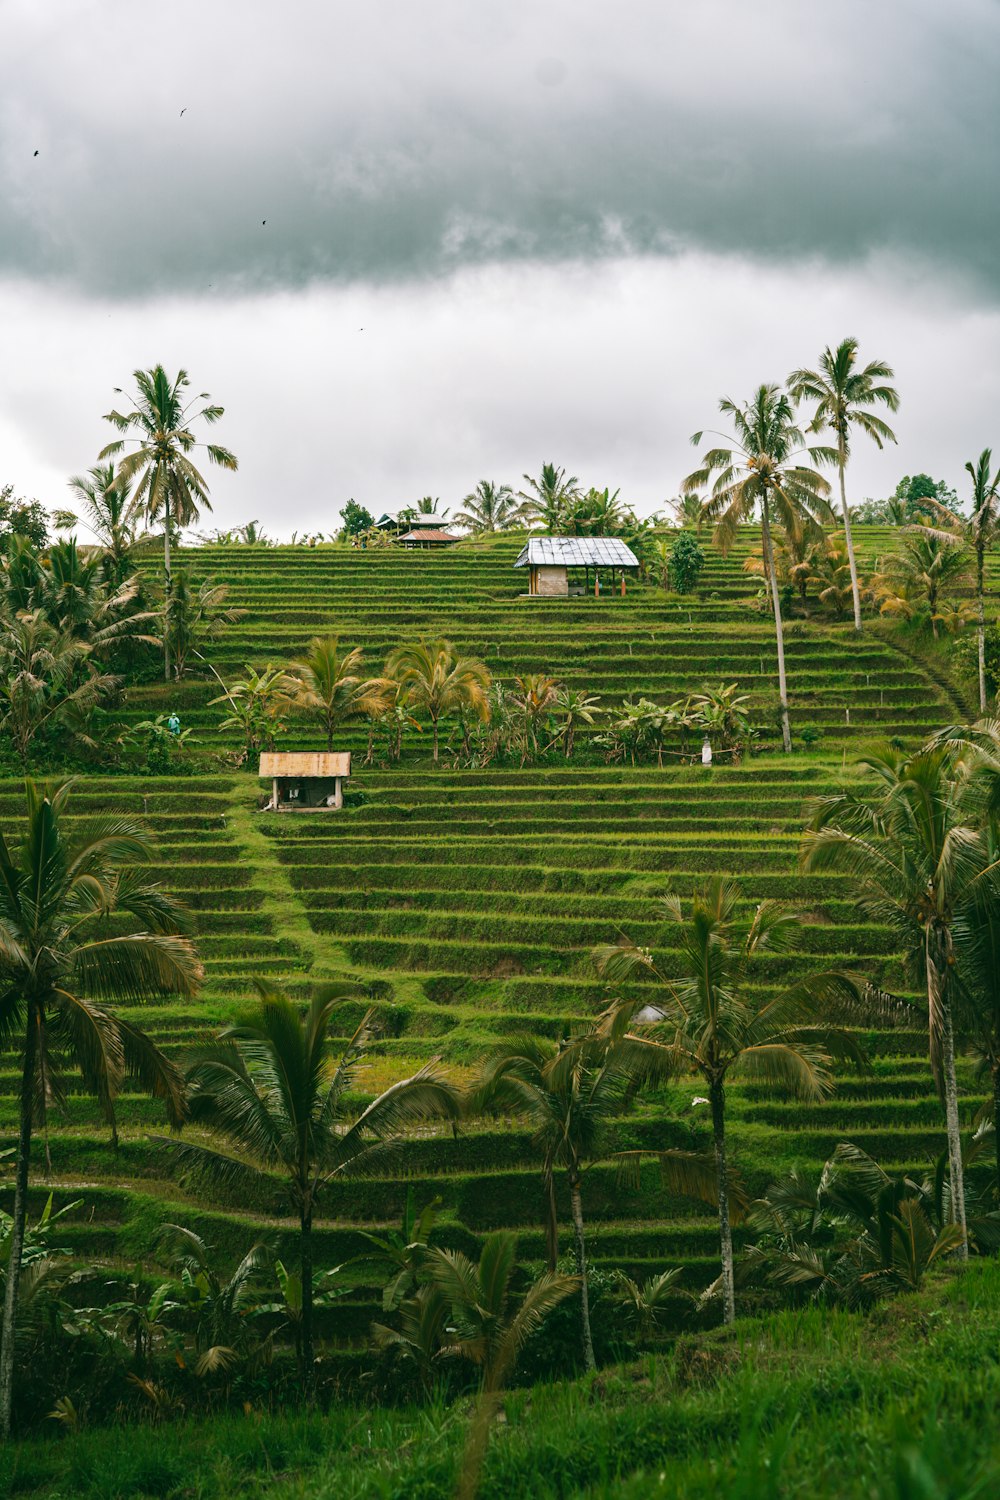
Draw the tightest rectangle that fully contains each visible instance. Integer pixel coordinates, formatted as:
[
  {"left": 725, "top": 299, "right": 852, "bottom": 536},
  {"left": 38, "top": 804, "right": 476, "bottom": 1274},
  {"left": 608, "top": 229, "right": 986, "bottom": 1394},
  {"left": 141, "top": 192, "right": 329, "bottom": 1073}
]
[{"left": 6, "top": 1261, "right": 1000, "bottom": 1500}]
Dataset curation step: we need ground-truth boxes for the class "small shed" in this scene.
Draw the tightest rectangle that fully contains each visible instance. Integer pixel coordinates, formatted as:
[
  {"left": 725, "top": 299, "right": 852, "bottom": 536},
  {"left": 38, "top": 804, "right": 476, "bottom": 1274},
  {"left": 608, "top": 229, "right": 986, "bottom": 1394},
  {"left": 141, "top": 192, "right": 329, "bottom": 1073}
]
[
  {"left": 398, "top": 526, "right": 458, "bottom": 549},
  {"left": 259, "top": 752, "right": 351, "bottom": 811},
  {"left": 513, "top": 536, "right": 641, "bottom": 597}
]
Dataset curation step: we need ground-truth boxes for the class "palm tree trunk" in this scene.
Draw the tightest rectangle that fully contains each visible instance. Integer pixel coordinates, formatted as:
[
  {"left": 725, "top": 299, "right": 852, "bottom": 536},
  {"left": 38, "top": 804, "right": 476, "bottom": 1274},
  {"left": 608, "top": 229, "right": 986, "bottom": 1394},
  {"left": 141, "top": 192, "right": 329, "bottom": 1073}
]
[
  {"left": 928, "top": 932, "right": 968, "bottom": 1258},
  {"left": 544, "top": 1169, "right": 559, "bottom": 1271},
  {"left": 760, "top": 501, "right": 792, "bottom": 753},
  {"left": 838, "top": 440, "right": 863, "bottom": 634},
  {"left": 978, "top": 545, "right": 987, "bottom": 715},
  {"left": 992, "top": 1062, "right": 1000, "bottom": 1208},
  {"left": 569, "top": 1178, "right": 595, "bottom": 1372},
  {"left": 0, "top": 1003, "right": 38, "bottom": 1439},
  {"left": 710, "top": 1080, "right": 736, "bottom": 1325},
  {"left": 300, "top": 1207, "right": 315, "bottom": 1394},
  {"left": 163, "top": 520, "right": 172, "bottom": 681},
  {"left": 431, "top": 716, "right": 439, "bottom": 762}
]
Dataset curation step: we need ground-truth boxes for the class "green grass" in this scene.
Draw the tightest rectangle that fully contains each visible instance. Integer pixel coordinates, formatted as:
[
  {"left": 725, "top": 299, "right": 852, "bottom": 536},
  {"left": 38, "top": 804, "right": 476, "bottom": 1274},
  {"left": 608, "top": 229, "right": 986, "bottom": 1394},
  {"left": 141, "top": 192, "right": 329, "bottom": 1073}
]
[{"left": 6, "top": 1260, "right": 999, "bottom": 1499}]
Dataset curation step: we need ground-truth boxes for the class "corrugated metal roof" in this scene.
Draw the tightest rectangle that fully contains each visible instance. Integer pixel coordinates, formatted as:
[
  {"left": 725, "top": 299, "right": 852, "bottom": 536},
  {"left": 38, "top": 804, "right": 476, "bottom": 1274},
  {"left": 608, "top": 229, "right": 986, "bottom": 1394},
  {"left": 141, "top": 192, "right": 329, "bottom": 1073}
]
[
  {"left": 259, "top": 752, "right": 351, "bottom": 778},
  {"left": 513, "top": 536, "right": 640, "bottom": 568}
]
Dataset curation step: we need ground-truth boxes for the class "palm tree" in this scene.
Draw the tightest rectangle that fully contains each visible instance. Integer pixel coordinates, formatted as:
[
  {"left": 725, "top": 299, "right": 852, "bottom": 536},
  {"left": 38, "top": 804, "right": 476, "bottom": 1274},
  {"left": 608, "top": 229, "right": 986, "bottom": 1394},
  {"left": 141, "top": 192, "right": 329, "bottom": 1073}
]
[
  {"left": 99, "top": 366, "right": 238, "bottom": 680},
  {"left": 426, "top": 1231, "right": 578, "bottom": 1500},
  {"left": 788, "top": 338, "right": 899, "bottom": 633},
  {"left": 172, "top": 983, "right": 460, "bottom": 1390},
  {"left": 58, "top": 463, "right": 139, "bottom": 589},
  {"left": 553, "top": 687, "right": 602, "bottom": 758},
  {"left": 209, "top": 663, "right": 287, "bottom": 764},
  {"left": 518, "top": 463, "right": 581, "bottom": 533},
  {"left": 0, "top": 780, "right": 201, "bottom": 1437},
  {"left": 666, "top": 494, "right": 705, "bottom": 530},
  {"left": 683, "top": 385, "right": 835, "bottom": 752},
  {"left": 281, "top": 636, "right": 389, "bottom": 750},
  {"left": 875, "top": 523, "right": 971, "bottom": 639},
  {"left": 453, "top": 481, "right": 522, "bottom": 534},
  {"left": 475, "top": 1033, "right": 629, "bottom": 1371},
  {"left": 165, "top": 572, "right": 246, "bottom": 680},
  {"left": 386, "top": 638, "right": 491, "bottom": 762},
  {"left": 593, "top": 878, "right": 864, "bottom": 1324},
  {"left": 511, "top": 673, "right": 560, "bottom": 761},
  {"left": 0, "top": 610, "right": 119, "bottom": 766},
  {"left": 960, "top": 451, "right": 1000, "bottom": 712},
  {"left": 801, "top": 743, "right": 993, "bottom": 1258}
]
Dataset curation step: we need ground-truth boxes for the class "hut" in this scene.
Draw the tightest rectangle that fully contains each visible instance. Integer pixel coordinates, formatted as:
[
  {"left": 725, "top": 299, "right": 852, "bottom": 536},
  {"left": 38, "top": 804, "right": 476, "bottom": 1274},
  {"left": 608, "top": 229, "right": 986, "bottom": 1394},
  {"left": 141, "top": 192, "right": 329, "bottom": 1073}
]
[
  {"left": 398, "top": 515, "right": 458, "bottom": 549},
  {"left": 514, "top": 536, "right": 640, "bottom": 598},
  {"left": 259, "top": 751, "right": 351, "bottom": 811}
]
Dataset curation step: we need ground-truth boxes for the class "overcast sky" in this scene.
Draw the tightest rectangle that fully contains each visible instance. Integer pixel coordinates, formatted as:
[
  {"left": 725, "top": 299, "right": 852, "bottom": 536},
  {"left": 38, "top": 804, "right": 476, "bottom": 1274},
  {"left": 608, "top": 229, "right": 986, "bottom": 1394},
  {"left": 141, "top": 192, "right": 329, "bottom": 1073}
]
[{"left": 2, "top": 0, "right": 998, "bottom": 537}]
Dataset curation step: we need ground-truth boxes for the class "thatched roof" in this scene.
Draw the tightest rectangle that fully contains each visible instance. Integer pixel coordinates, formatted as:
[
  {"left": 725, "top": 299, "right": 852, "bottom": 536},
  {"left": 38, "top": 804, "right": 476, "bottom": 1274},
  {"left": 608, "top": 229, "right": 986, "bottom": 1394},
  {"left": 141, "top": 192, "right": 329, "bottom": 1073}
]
[{"left": 259, "top": 752, "right": 351, "bottom": 778}]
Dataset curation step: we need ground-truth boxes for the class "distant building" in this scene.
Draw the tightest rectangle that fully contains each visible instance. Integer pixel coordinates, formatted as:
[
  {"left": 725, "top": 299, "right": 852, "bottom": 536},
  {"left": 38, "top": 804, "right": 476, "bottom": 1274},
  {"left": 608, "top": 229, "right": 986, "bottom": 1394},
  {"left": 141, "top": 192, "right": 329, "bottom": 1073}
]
[
  {"left": 398, "top": 526, "right": 459, "bottom": 548},
  {"left": 259, "top": 751, "right": 351, "bottom": 811},
  {"left": 513, "top": 536, "right": 640, "bottom": 597}
]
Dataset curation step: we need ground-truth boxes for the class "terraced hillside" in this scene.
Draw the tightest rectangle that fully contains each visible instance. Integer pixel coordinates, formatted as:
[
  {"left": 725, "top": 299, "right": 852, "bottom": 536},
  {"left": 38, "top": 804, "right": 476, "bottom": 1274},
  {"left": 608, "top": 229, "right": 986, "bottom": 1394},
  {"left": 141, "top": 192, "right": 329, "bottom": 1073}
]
[
  {"left": 127, "top": 528, "right": 967, "bottom": 753},
  {"left": 0, "top": 529, "right": 981, "bottom": 1334}
]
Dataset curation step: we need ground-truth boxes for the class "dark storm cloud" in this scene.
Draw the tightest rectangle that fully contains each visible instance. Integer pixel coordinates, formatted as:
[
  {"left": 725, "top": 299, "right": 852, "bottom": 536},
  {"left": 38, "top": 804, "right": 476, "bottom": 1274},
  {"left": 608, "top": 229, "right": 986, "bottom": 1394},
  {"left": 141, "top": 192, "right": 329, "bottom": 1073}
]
[{"left": 2, "top": 0, "right": 998, "bottom": 298}]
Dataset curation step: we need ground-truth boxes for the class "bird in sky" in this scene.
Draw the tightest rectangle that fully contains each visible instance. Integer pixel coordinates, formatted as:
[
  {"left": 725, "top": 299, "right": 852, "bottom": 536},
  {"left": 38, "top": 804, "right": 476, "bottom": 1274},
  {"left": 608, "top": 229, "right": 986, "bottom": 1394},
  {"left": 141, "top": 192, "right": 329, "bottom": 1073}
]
[
  {"left": 180, "top": 108, "right": 187, "bottom": 116},
  {"left": 33, "top": 149, "right": 38, "bottom": 157},
  {"left": 262, "top": 219, "right": 267, "bottom": 226}
]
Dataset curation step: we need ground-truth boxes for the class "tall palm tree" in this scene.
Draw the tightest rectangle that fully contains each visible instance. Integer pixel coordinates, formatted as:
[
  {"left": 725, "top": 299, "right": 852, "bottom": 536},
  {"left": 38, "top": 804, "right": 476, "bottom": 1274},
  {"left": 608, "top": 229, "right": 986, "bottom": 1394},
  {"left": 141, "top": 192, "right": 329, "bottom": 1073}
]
[
  {"left": 453, "top": 481, "right": 522, "bottom": 534},
  {"left": 788, "top": 338, "right": 899, "bottom": 633},
  {"left": 58, "top": 462, "right": 139, "bottom": 589},
  {"left": 0, "top": 780, "right": 201, "bottom": 1437},
  {"left": 426, "top": 1231, "right": 577, "bottom": 1500},
  {"left": 511, "top": 673, "right": 560, "bottom": 761},
  {"left": 386, "top": 638, "right": 491, "bottom": 762},
  {"left": 172, "top": 983, "right": 460, "bottom": 1390},
  {"left": 518, "top": 463, "right": 581, "bottom": 533},
  {"left": 594, "top": 879, "right": 864, "bottom": 1324},
  {"left": 100, "top": 366, "right": 238, "bottom": 680},
  {"left": 281, "top": 636, "right": 389, "bottom": 750},
  {"left": 553, "top": 687, "right": 602, "bottom": 758},
  {"left": 474, "top": 1033, "right": 629, "bottom": 1371},
  {"left": 801, "top": 743, "right": 993, "bottom": 1258},
  {"left": 960, "top": 451, "right": 1000, "bottom": 712},
  {"left": 683, "top": 385, "right": 835, "bottom": 752}
]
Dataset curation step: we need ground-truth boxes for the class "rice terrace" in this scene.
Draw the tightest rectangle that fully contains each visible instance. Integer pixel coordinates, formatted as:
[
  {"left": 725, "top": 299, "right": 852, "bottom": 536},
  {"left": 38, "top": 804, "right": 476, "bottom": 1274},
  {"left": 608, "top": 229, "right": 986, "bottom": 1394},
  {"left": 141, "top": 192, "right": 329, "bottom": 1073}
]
[{"left": 4, "top": 6, "right": 1000, "bottom": 1497}]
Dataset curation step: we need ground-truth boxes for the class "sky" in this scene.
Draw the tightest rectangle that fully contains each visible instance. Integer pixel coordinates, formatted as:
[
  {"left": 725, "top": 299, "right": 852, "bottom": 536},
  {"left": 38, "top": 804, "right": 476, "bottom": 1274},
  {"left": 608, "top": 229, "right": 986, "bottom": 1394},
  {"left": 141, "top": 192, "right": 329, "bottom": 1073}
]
[{"left": 1, "top": 0, "right": 998, "bottom": 538}]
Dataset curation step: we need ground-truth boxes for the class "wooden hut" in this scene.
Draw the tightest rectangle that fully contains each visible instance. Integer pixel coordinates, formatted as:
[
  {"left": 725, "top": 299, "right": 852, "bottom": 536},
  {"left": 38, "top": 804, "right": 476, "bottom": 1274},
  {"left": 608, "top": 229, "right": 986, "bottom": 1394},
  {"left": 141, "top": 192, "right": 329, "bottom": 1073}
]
[
  {"left": 514, "top": 537, "right": 640, "bottom": 597},
  {"left": 259, "top": 751, "right": 351, "bottom": 811}
]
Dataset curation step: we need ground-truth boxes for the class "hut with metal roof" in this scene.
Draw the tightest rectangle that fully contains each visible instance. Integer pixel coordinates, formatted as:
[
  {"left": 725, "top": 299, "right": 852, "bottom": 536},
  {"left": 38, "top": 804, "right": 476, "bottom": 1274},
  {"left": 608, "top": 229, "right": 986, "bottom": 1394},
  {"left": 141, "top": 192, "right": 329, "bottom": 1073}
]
[
  {"left": 259, "top": 751, "right": 351, "bottom": 811},
  {"left": 513, "top": 536, "right": 640, "bottom": 597}
]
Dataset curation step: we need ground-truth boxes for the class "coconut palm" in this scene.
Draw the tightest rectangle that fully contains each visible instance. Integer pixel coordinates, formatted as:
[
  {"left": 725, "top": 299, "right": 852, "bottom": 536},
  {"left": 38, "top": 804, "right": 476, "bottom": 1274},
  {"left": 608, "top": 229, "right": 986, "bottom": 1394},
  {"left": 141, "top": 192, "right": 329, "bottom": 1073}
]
[
  {"left": 209, "top": 663, "right": 287, "bottom": 764},
  {"left": 553, "top": 687, "right": 602, "bottom": 758},
  {"left": 666, "top": 494, "right": 705, "bottom": 530},
  {"left": 801, "top": 743, "right": 995, "bottom": 1258},
  {"left": 0, "top": 610, "right": 119, "bottom": 766},
  {"left": 281, "top": 636, "right": 390, "bottom": 750},
  {"left": 875, "top": 523, "right": 971, "bottom": 639},
  {"left": 386, "top": 638, "right": 491, "bottom": 762},
  {"left": 426, "top": 1231, "right": 578, "bottom": 1500},
  {"left": 165, "top": 572, "right": 246, "bottom": 680},
  {"left": 518, "top": 463, "right": 581, "bottom": 533},
  {"left": 474, "top": 1033, "right": 630, "bottom": 1371},
  {"left": 593, "top": 878, "right": 865, "bottom": 1324},
  {"left": 511, "top": 673, "right": 560, "bottom": 761},
  {"left": 788, "top": 339, "right": 900, "bottom": 633},
  {"left": 58, "top": 462, "right": 139, "bottom": 589},
  {"left": 453, "top": 481, "right": 522, "bottom": 534},
  {"left": 683, "top": 385, "right": 835, "bottom": 752},
  {"left": 171, "top": 983, "right": 460, "bottom": 1390},
  {"left": 0, "top": 779, "right": 200, "bottom": 1437},
  {"left": 959, "top": 451, "right": 1000, "bottom": 712},
  {"left": 100, "top": 366, "right": 238, "bottom": 680}
]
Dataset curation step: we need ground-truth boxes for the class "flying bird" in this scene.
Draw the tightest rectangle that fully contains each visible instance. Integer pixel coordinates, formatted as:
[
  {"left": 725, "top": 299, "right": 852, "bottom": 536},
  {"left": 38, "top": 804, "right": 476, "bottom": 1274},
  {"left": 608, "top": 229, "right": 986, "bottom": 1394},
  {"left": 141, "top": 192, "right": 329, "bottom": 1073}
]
[
  {"left": 180, "top": 108, "right": 187, "bottom": 117},
  {"left": 33, "top": 149, "right": 39, "bottom": 157},
  {"left": 262, "top": 219, "right": 267, "bottom": 226}
]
